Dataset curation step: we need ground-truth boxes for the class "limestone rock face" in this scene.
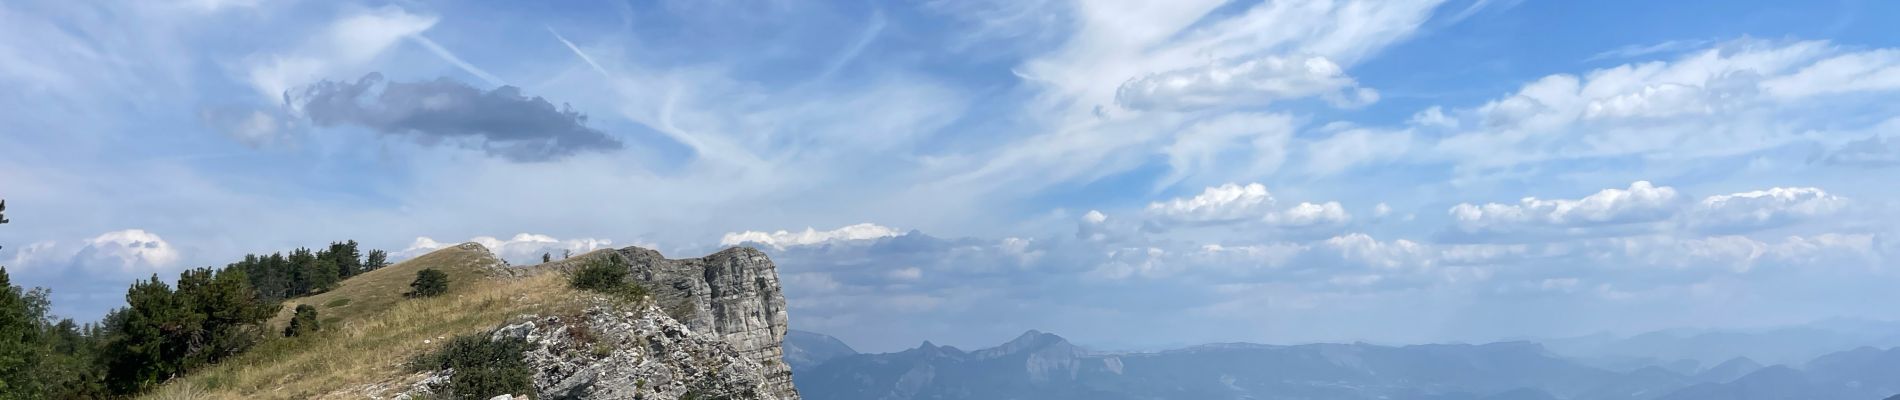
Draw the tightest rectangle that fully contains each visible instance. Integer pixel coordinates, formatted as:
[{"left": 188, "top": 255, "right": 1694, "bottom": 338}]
[
  {"left": 497, "top": 304, "right": 784, "bottom": 399},
  {"left": 610, "top": 246, "right": 799, "bottom": 399}
]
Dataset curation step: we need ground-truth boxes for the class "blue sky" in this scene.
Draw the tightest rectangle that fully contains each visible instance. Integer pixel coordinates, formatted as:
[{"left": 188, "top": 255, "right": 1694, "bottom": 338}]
[{"left": 3, "top": 0, "right": 1900, "bottom": 353}]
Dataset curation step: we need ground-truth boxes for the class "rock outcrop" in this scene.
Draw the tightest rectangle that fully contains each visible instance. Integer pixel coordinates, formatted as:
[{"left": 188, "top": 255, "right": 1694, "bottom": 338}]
[
  {"left": 407, "top": 245, "right": 801, "bottom": 400},
  {"left": 608, "top": 246, "right": 799, "bottom": 399},
  {"left": 501, "top": 304, "right": 786, "bottom": 399}
]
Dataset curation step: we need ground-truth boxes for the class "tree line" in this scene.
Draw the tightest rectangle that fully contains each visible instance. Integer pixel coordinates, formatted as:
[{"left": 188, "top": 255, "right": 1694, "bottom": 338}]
[
  {"left": 231, "top": 240, "right": 389, "bottom": 303},
  {"left": 0, "top": 202, "right": 394, "bottom": 398}
]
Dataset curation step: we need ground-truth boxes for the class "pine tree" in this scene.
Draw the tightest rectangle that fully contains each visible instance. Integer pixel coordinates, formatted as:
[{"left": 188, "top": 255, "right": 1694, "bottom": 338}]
[
  {"left": 365, "top": 249, "right": 390, "bottom": 271},
  {"left": 410, "top": 268, "right": 449, "bottom": 298},
  {"left": 0, "top": 199, "right": 8, "bottom": 252},
  {"left": 0, "top": 267, "right": 44, "bottom": 398},
  {"left": 103, "top": 275, "right": 188, "bottom": 394},
  {"left": 543, "top": 252, "right": 552, "bottom": 263},
  {"left": 327, "top": 241, "right": 363, "bottom": 278},
  {"left": 101, "top": 267, "right": 276, "bottom": 395}
]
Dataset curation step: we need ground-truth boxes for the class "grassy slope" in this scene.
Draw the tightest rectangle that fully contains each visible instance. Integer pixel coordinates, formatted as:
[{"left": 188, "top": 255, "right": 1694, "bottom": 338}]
[
  {"left": 268, "top": 244, "right": 506, "bottom": 330},
  {"left": 143, "top": 245, "right": 585, "bottom": 400}
]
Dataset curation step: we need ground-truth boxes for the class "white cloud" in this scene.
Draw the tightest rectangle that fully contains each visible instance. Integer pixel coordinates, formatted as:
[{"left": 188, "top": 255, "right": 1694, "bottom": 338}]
[
  {"left": 39, "top": 229, "right": 183, "bottom": 276},
  {"left": 1374, "top": 203, "right": 1393, "bottom": 218},
  {"left": 1323, "top": 233, "right": 1432, "bottom": 270},
  {"left": 1410, "top": 106, "right": 1457, "bottom": 129},
  {"left": 247, "top": 6, "right": 437, "bottom": 100},
  {"left": 1450, "top": 181, "right": 1680, "bottom": 232},
  {"left": 1147, "top": 183, "right": 1274, "bottom": 224},
  {"left": 1431, "top": 39, "right": 1900, "bottom": 171},
  {"left": 1193, "top": 243, "right": 1305, "bottom": 270},
  {"left": 1091, "top": 246, "right": 1169, "bottom": 280},
  {"left": 1607, "top": 233, "right": 1878, "bottom": 273},
  {"left": 1688, "top": 187, "right": 1846, "bottom": 231},
  {"left": 1760, "top": 48, "right": 1900, "bottom": 99},
  {"left": 941, "top": 0, "right": 1444, "bottom": 199},
  {"left": 81, "top": 229, "right": 180, "bottom": 273},
  {"left": 1587, "top": 39, "right": 1715, "bottom": 61},
  {"left": 1264, "top": 202, "right": 1352, "bottom": 227},
  {"left": 719, "top": 223, "right": 903, "bottom": 249},
  {"left": 1116, "top": 55, "right": 1373, "bottom": 111},
  {"left": 401, "top": 233, "right": 616, "bottom": 265}
]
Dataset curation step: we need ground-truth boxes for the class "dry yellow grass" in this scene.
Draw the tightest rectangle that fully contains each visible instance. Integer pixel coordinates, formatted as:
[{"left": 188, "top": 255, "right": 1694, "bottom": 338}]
[
  {"left": 140, "top": 247, "right": 586, "bottom": 400},
  {"left": 269, "top": 244, "right": 507, "bottom": 330}
]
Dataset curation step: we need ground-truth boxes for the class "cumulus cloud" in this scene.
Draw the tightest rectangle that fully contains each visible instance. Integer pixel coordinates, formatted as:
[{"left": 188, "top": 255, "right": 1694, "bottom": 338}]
[
  {"left": 1450, "top": 181, "right": 1681, "bottom": 233},
  {"left": 1687, "top": 187, "right": 1846, "bottom": 232},
  {"left": 1323, "top": 233, "right": 1432, "bottom": 270},
  {"left": 72, "top": 229, "right": 180, "bottom": 275},
  {"left": 1146, "top": 183, "right": 1274, "bottom": 225},
  {"left": 1264, "top": 202, "right": 1352, "bottom": 227},
  {"left": 719, "top": 223, "right": 904, "bottom": 249},
  {"left": 1, "top": 230, "right": 181, "bottom": 280},
  {"left": 401, "top": 233, "right": 616, "bottom": 265},
  {"left": 1116, "top": 55, "right": 1375, "bottom": 111},
  {"left": 288, "top": 73, "right": 622, "bottom": 161}
]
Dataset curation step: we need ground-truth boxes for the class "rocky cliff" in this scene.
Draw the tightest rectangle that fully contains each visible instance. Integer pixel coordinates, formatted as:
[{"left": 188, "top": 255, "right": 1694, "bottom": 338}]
[
  {"left": 610, "top": 246, "right": 798, "bottom": 399},
  {"left": 502, "top": 304, "right": 789, "bottom": 399},
  {"left": 407, "top": 245, "right": 802, "bottom": 400}
]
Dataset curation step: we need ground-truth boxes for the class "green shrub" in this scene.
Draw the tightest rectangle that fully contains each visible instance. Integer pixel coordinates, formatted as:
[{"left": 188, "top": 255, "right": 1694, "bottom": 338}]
[
  {"left": 412, "top": 333, "right": 533, "bottom": 400},
  {"left": 283, "top": 304, "right": 321, "bottom": 337},
  {"left": 568, "top": 259, "right": 648, "bottom": 301},
  {"left": 409, "top": 268, "right": 449, "bottom": 298}
]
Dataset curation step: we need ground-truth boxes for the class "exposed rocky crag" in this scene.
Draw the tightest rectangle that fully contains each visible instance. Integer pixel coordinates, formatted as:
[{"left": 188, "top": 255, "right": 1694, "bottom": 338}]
[
  {"left": 507, "top": 303, "right": 784, "bottom": 399},
  {"left": 607, "top": 246, "right": 799, "bottom": 398},
  {"left": 435, "top": 245, "right": 800, "bottom": 399}
]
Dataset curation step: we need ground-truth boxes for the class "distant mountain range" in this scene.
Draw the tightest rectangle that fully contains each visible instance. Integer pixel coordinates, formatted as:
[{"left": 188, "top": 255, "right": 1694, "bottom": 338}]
[
  {"left": 788, "top": 326, "right": 1900, "bottom": 400},
  {"left": 786, "top": 329, "right": 860, "bottom": 372},
  {"left": 1541, "top": 318, "right": 1900, "bottom": 369}
]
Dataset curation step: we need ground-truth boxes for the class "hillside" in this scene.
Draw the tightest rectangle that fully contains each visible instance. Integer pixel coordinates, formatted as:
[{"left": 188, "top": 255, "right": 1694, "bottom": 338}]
[
  {"left": 138, "top": 243, "right": 802, "bottom": 400},
  {"left": 142, "top": 243, "right": 583, "bottom": 399}
]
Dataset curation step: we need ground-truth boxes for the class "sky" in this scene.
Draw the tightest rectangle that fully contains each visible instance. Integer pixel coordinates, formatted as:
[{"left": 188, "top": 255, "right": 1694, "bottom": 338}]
[{"left": 2, "top": 0, "right": 1899, "bottom": 353}]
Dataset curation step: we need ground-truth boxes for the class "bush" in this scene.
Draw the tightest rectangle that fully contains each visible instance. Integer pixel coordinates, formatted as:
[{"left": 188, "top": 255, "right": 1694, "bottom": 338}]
[
  {"left": 413, "top": 333, "right": 533, "bottom": 400},
  {"left": 568, "top": 259, "right": 647, "bottom": 301},
  {"left": 284, "top": 304, "right": 320, "bottom": 337},
  {"left": 410, "top": 268, "right": 449, "bottom": 298}
]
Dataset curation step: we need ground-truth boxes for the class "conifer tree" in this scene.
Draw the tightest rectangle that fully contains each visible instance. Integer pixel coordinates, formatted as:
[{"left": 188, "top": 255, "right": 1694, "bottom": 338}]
[{"left": 365, "top": 249, "right": 390, "bottom": 271}]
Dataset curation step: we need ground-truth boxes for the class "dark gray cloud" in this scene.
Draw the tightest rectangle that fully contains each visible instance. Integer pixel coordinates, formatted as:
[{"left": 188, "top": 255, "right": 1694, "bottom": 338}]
[{"left": 289, "top": 73, "right": 622, "bottom": 161}]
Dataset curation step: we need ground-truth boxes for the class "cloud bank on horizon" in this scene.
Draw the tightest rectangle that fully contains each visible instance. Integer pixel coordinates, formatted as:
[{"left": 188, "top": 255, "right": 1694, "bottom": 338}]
[{"left": 2, "top": 0, "right": 1899, "bottom": 352}]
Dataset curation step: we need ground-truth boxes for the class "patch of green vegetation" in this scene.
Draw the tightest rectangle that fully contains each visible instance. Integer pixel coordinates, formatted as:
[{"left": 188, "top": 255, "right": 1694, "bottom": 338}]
[
  {"left": 411, "top": 332, "right": 534, "bottom": 400},
  {"left": 410, "top": 268, "right": 450, "bottom": 298},
  {"left": 284, "top": 304, "right": 321, "bottom": 337},
  {"left": 567, "top": 257, "right": 648, "bottom": 302}
]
